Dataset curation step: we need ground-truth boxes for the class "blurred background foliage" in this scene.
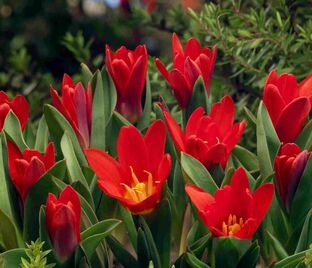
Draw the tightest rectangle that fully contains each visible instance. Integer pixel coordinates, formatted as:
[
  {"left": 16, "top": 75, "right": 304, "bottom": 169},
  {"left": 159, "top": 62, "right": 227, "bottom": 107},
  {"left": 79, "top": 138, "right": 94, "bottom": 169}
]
[{"left": 1, "top": 0, "right": 312, "bottom": 137}]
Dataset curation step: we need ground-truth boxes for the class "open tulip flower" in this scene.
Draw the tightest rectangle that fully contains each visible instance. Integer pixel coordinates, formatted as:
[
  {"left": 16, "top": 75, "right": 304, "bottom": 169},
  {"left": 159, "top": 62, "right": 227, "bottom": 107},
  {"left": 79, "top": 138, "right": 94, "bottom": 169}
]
[
  {"left": 163, "top": 95, "right": 245, "bottom": 170},
  {"left": 274, "top": 143, "right": 309, "bottom": 211},
  {"left": 50, "top": 74, "right": 92, "bottom": 149},
  {"left": 156, "top": 33, "right": 217, "bottom": 108},
  {"left": 105, "top": 44, "right": 148, "bottom": 123},
  {"left": 7, "top": 141, "right": 55, "bottom": 203},
  {"left": 46, "top": 185, "right": 81, "bottom": 262},
  {"left": 263, "top": 70, "right": 312, "bottom": 143},
  {"left": 85, "top": 120, "right": 171, "bottom": 214},
  {"left": 185, "top": 167, "right": 274, "bottom": 239},
  {"left": 0, "top": 91, "right": 29, "bottom": 131}
]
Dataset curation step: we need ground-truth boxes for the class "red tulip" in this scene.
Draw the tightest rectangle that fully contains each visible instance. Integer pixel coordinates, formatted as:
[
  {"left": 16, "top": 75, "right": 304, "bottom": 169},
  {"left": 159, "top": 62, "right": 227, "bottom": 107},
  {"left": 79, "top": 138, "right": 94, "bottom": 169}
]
[
  {"left": 156, "top": 33, "right": 217, "bottom": 108},
  {"left": 0, "top": 91, "right": 29, "bottom": 131},
  {"left": 7, "top": 141, "right": 55, "bottom": 203},
  {"left": 162, "top": 96, "right": 245, "bottom": 169},
  {"left": 274, "top": 143, "right": 309, "bottom": 210},
  {"left": 263, "top": 70, "right": 312, "bottom": 143},
  {"left": 105, "top": 45, "right": 148, "bottom": 123},
  {"left": 85, "top": 120, "right": 171, "bottom": 214},
  {"left": 50, "top": 74, "right": 92, "bottom": 149},
  {"left": 46, "top": 186, "right": 81, "bottom": 262},
  {"left": 185, "top": 167, "right": 274, "bottom": 239}
]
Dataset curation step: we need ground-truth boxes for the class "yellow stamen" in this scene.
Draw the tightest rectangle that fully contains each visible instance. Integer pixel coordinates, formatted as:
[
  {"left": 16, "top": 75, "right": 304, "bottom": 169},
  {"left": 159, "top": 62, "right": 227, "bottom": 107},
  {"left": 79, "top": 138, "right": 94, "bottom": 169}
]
[
  {"left": 121, "top": 166, "right": 155, "bottom": 203},
  {"left": 222, "top": 214, "right": 244, "bottom": 236}
]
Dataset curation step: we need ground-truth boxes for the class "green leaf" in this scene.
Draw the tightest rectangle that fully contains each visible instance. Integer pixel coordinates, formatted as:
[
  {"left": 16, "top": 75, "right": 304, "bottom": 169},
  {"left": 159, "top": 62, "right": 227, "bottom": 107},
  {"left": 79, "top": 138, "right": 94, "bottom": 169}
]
[
  {"left": 274, "top": 250, "right": 308, "bottom": 268},
  {"left": 212, "top": 237, "right": 250, "bottom": 268},
  {"left": 0, "top": 249, "right": 27, "bottom": 267},
  {"left": 296, "top": 118, "right": 312, "bottom": 150},
  {"left": 256, "top": 101, "right": 280, "bottom": 179},
  {"left": 119, "top": 205, "right": 138, "bottom": 250},
  {"left": 237, "top": 241, "right": 260, "bottom": 268},
  {"left": 267, "top": 231, "right": 288, "bottom": 260},
  {"left": 185, "top": 77, "right": 209, "bottom": 120},
  {"left": 35, "top": 115, "right": 49, "bottom": 152},
  {"left": 137, "top": 73, "right": 152, "bottom": 131},
  {"left": 44, "top": 104, "right": 87, "bottom": 165},
  {"left": 80, "top": 219, "right": 121, "bottom": 258},
  {"left": 232, "top": 145, "right": 259, "bottom": 172},
  {"left": 139, "top": 217, "right": 161, "bottom": 268},
  {"left": 0, "top": 208, "right": 20, "bottom": 249},
  {"left": 290, "top": 154, "right": 312, "bottom": 227},
  {"left": 185, "top": 253, "right": 210, "bottom": 268},
  {"left": 145, "top": 199, "right": 172, "bottom": 268},
  {"left": 60, "top": 133, "right": 89, "bottom": 188},
  {"left": 90, "top": 70, "right": 106, "bottom": 150},
  {"left": 181, "top": 152, "right": 218, "bottom": 194},
  {"left": 295, "top": 210, "right": 312, "bottom": 253},
  {"left": 23, "top": 171, "right": 61, "bottom": 242},
  {"left": 106, "top": 235, "right": 138, "bottom": 268},
  {"left": 0, "top": 133, "right": 21, "bottom": 226},
  {"left": 81, "top": 63, "right": 93, "bottom": 86},
  {"left": 3, "top": 111, "right": 27, "bottom": 151},
  {"left": 137, "top": 228, "right": 151, "bottom": 268}
]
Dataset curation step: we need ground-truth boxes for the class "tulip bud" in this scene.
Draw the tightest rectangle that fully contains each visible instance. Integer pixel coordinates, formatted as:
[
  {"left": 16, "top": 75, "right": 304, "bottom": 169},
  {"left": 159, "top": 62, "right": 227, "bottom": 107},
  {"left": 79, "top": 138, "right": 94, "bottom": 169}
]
[
  {"left": 274, "top": 143, "right": 309, "bottom": 210},
  {"left": 0, "top": 91, "right": 29, "bottom": 131},
  {"left": 7, "top": 141, "right": 55, "bottom": 203},
  {"left": 105, "top": 44, "right": 148, "bottom": 123},
  {"left": 46, "top": 186, "right": 81, "bottom": 262}
]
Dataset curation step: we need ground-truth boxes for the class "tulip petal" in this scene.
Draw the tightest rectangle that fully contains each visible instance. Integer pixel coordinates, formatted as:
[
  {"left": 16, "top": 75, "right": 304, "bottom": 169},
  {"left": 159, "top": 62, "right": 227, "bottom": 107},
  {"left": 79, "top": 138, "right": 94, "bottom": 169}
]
[
  {"left": 163, "top": 110, "right": 186, "bottom": 151},
  {"left": 155, "top": 58, "right": 170, "bottom": 82},
  {"left": 10, "top": 95, "right": 29, "bottom": 130},
  {"left": 169, "top": 69, "right": 192, "bottom": 108},
  {"left": 252, "top": 183, "right": 274, "bottom": 228},
  {"left": 172, "top": 33, "right": 184, "bottom": 56},
  {"left": 299, "top": 74, "right": 312, "bottom": 103},
  {"left": 185, "top": 107, "right": 205, "bottom": 137},
  {"left": 144, "top": 120, "right": 166, "bottom": 174},
  {"left": 185, "top": 184, "right": 215, "bottom": 212},
  {"left": 185, "top": 38, "right": 201, "bottom": 60},
  {"left": 44, "top": 143, "right": 56, "bottom": 170},
  {"left": 275, "top": 97, "right": 310, "bottom": 143},
  {"left": 85, "top": 148, "right": 124, "bottom": 184}
]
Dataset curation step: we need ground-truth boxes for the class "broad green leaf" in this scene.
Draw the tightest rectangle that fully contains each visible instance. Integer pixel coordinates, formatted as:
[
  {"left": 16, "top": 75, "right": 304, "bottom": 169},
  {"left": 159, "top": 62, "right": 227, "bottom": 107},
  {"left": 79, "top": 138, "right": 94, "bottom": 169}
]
[
  {"left": 274, "top": 250, "right": 308, "bottom": 268},
  {"left": 0, "top": 133, "right": 21, "bottom": 226},
  {"left": 0, "top": 249, "right": 27, "bottom": 267},
  {"left": 237, "top": 241, "right": 260, "bottom": 268},
  {"left": 296, "top": 118, "right": 312, "bottom": 150},
  {"left": 256, "top": 101, "right": 280, "bottom": 179},
  {"left": 119, "top": 205, "right": 138, "bottom": 250},
  {"left": 44, "top": 104, "right": 87, "bottom": 165},
  {"left": 181, "top": 152, "right": 218, "bottom": 194},
  {"left": 90, "top": 70, "right": 106, "bottom": 150},
  {"left": 185, "top": 253, "right": 210, "bottom": 268},
  {"left": 139, "top": 217, "right": 161, "bottom": 268},
  {"left": 106, "top": 235, "right": 138, "bottom": 268},
  {"left": 23, "top": 174, "right": 61, "bottom": 242},
  {"left": 35, "top": 115, "right": 49, "bottom": 152},
  {"left": 267, "top": 231, "right": 288, "bottom": 260},
  {"left": 81, "top": 63, "right": 93, "bottom": 86},
  {"left": 290, "top": 154, "right": 312, "bottom": 228},
  {"left": 137, "top": 228, "right": 151, "bottom": 268},
  {"left": 3, "top": 111, "right": 27, "bottom": 151},
  {"left": 146, "top": 199, "right": 172, "bottom": 268},
  {"left": 212, "top": 237, "right": 250, "bottom": 268},
  {"left": 60, "top": 133, "right": 89, "bottom": 188},
  {"left": 137, "top": 73, "right": 152, "bottom": 131},
  {"left": 23, "top": 124, "right": 35, "bottom": 148},
  {"left": 232, "top": 145, "right": 258, "bottom": 172},
  {"left": 80, "top": 219, "right": 121, "bottom": 259},
  {"left": 185, "top": 77, "right": 209, "bottom": 120},
  {"left": 0, "top": 208, "right": 21, "bottom": 249},
  {"left": 295, "top": 210, "right": 312, "bottom": 253}
]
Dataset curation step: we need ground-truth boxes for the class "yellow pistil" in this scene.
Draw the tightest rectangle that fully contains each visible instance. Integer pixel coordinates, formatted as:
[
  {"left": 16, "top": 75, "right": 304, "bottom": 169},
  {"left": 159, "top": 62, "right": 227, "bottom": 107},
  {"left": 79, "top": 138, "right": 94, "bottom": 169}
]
[
  {"left": 222, "top": 214, "right": 244, "bottom": 236},
  {"left": 121, "top": 166, "right": 154, "bottom": 203}
]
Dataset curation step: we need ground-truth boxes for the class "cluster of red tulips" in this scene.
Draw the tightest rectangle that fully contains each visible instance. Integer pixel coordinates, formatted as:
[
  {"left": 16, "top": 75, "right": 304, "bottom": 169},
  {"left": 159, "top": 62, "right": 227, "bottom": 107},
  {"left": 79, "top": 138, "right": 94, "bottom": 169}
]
[{"left": 1, "top": 33, "right": 312, "bottom": 268}]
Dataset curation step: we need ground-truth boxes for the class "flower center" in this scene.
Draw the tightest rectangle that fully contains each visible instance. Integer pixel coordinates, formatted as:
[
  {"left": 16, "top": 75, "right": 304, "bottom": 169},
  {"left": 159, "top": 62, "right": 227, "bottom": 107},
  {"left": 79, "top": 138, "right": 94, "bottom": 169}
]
[
  {"left": 121, "top": 166, "right": 154, "bottom": 203},
  {"left": 222, "top": 214, "right": 244, "bottom": 236}
]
